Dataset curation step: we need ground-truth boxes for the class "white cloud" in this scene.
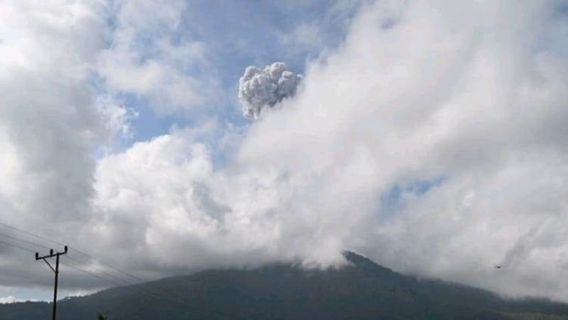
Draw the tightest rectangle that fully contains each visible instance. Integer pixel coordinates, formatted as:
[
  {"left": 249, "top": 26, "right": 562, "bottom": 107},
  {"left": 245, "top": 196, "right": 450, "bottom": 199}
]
[
  {"left": 280, "top": 23, "right": 324, "bottom": 52},
  {"left": 96, "top": 96, "right": 139, "bottom": 142},
  {"left": 0, "top": 0, "right": 110, "bottom": 222},
  {"left": 1, "top": 0, "right": 568, "bottom": 304},
  {"left": 0, "top": 0, "right": 131, "bottom": 292},
  {"left": 86, "top": 0, "right": 568, "bottom": 301},
  {"left": 0, "top": 296, "right": 17, "bottom": 304},
  {"left": 277, "top": 0, "right": 369, "bottom": 56},
  {"left": 97, "top": 0, "right": 222, "bottom": 116}
]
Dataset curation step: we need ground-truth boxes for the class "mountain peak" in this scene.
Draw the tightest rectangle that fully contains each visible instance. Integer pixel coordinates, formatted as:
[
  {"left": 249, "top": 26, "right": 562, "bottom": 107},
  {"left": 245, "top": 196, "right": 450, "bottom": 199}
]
[
  {"left": 343, "top": 250, "right": 394, "bottom": 273},
  {"left": 343, "top": 250, "right": 373, "bottom": 264},
  {"left": 3, "top": 253, "right": 568, "bottom": 320}
]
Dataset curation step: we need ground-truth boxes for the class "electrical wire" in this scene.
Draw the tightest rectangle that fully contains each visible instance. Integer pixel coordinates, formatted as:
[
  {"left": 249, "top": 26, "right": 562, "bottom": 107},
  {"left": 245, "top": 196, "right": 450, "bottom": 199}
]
[{"left": 0, "top": 221, "right": 196, "bottom": 311}]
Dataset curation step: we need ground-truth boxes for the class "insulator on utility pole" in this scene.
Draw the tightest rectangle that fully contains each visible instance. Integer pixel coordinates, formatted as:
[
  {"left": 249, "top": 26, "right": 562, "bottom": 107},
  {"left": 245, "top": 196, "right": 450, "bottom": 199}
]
[{"left": 36, "top": 246, "right": 68, "bottom": 320}]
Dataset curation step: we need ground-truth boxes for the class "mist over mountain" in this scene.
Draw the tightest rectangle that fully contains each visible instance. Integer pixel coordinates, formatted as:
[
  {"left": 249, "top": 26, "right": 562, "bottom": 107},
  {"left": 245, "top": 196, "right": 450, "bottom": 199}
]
[
  {"left": 2, "top": 252, "right": 567, "bottom": 320},
  {"left": 2, "top": 0, "right": 568, "bottom": 304}
]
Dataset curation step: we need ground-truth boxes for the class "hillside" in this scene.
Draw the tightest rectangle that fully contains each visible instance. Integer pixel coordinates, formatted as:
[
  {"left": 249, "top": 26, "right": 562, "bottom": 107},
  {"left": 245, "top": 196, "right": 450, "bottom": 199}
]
[{"left": 2, "top": 252, "right": 568, "bottom": 320}]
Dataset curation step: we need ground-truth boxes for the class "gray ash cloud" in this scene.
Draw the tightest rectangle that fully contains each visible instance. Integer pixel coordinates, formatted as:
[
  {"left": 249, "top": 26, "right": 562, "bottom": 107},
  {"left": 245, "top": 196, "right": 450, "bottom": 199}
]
[{"left": 238, "top": 62, "right": 301, "bottom": 119}]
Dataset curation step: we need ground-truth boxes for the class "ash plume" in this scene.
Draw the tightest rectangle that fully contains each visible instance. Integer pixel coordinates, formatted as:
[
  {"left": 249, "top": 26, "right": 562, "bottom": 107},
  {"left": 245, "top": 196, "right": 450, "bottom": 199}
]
[{"left": 238, "top": 62, "right": 301, "bottom": 119}]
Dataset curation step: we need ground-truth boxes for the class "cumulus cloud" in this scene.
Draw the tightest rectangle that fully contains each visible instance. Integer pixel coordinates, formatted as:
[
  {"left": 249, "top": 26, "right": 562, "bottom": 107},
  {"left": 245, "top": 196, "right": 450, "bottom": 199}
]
[
  {"left": 278, "top": 0, "right": 368, "bottom": 56},
  {"left": 2, "top": 0, "right": 568, "bottom": 305},
  {"left": 97, "top": 0, "right": 222, "bottom": 115},
  {"left": 238, "top": 62, "right": 302, "bottom": 119},
  {"left": 0, "top": 0, "right": 111, "bottom": 222},
  {"left": 0, "top": 0, "right": 133, "bottom": 292}
]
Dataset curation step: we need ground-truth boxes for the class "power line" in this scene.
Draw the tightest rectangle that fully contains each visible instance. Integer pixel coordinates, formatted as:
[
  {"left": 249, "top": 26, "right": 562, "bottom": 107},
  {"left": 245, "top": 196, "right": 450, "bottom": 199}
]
[
  {"left": 0, "top": 239, "right": 146, "bottom": 320},
  {"left": 0, "top": 221, "right": 144, "bottom": 283},
  {"left": 0, "top": 221, "right": 196, "bottom": 311},
  {"left": 36, "top": 246, "right": 68, "bottom": 320},
  {"left": 0, "top": 225, "right": 131, "bottom": 284},
  {"left": 0, "top": 233, "right": 192, "bottom": 318},
  {"left": 0, "top": 223, "right": 137, "bottom": 279},
  {"left": 0, "top": 238, "right": 37, "bottom": 254},
  {"left": 60, "top": 257, "right": 195, "bottom": 312},
  {"left": 60, "top": 260, "right": 129, "bottom": 289},
  {"left": 0, "top": 221, "right": 67, "bottom": 247},
  {"left": 0, "top": 234, "right": 128, "bottom": 289},
  {"left": 65, "top": 255, "right": 135, "bottom": 287},
  {"left": 0, "top": 231, "right": 52, "bottom": 251},
  {"left": 67, "top": 260, "right": 195, "bottom": 312}
]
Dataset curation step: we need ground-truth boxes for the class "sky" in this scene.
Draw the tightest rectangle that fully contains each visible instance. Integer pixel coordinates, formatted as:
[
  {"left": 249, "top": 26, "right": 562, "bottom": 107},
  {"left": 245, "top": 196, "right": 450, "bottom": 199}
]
[{"left": 1, "top": 0, "right": 568, "bottom": 303}]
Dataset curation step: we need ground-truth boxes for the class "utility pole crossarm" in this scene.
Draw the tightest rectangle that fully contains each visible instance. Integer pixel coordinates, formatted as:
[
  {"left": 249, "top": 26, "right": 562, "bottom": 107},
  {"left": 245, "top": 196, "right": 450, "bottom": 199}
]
[
  {"left": 36, "top": 245, "right": 68, "bottom": 320},
  {"left": 35, "top": 246, "right": 67, "bottom": 260}
]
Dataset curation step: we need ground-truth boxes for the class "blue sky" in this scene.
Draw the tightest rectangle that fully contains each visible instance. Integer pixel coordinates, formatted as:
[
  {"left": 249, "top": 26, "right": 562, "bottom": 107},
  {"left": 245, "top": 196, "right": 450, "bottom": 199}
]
[
  {"left": 112, "top": 0, "right": 364, "bottom": 146},
  {"left": 2, "top": 0, "right": 568, "bottom": 304},
  {"left": 1, "top": 0, "right": 367, "bottom": 302}
]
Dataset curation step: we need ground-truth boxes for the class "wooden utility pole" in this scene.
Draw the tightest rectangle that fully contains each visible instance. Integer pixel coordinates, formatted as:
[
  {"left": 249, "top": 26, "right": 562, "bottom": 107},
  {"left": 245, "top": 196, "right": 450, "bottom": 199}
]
[{"left": 36, "top": 246, "right": 68, "bottom": 320}]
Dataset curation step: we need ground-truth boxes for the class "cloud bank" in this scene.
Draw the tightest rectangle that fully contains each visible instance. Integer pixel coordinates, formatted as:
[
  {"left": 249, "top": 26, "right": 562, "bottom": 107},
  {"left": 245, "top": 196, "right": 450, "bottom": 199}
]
[
  {"left": 1, "top": 0, "right": 568, "bottom": 303},
  {"left": 238, "top": 62, "right": 302, "bottom": 119},
  {"left": 97, "top": 0, "right": 221, "bottom": 115}
]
